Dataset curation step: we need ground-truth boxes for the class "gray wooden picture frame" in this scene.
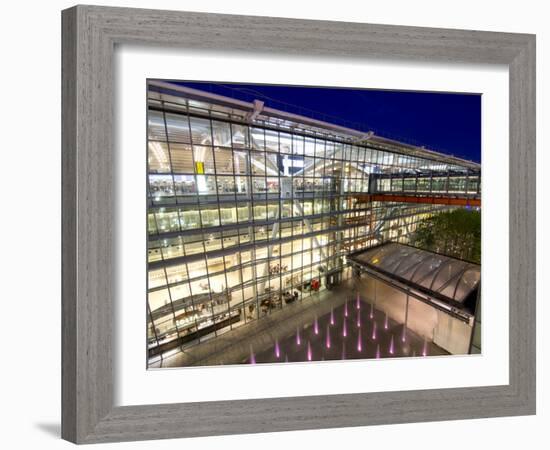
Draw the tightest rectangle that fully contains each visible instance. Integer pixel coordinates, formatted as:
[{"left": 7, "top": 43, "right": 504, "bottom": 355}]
[{"left": 61, "top": 4, "right": 536, "bottom": 444}]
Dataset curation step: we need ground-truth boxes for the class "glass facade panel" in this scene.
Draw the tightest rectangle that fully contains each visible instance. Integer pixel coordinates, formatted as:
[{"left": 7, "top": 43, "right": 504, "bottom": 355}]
[
  {"left": 189, "top": 116, "right": 212, "bottom": 144},
  {"left": 172, "top": 175, "right": 196, "bottom": 199},
  {"left": 148, "top": 110, "right": 167, "bottom": 141},
  {"left": 169, "top": 143, "right": 194, "bottom": 173},
  {"left": 212, "top": 120, "right": 232, "bottom": 147},
  {"left": 148, "top": 141, "right": 171, "bottom": 173},
  {"left": 231, "top": 123, "right": 249, "bottom": 148},
  {"left": 165, "top": 112, "right": 191, "bottom": 143}
]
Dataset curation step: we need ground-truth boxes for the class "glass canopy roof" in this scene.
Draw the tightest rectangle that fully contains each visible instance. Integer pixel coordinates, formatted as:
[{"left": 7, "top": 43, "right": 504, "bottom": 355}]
[{"left": 351, "top": 243, "right": 480, "bottom": 304}]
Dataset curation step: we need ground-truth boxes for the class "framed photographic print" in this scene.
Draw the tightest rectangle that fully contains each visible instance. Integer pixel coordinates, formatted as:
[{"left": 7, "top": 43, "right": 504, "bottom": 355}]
[{"left": 62, "top": 5, "right": 536, "bottom": 444}]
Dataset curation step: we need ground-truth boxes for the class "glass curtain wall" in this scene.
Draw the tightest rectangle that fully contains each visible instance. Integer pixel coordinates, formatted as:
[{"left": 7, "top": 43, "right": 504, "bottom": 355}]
[{"left": 146, "top": 88, "right": 476, "bottom": 364}]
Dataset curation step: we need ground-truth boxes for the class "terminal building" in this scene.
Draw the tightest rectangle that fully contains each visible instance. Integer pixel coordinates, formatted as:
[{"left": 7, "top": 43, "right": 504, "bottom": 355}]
[{"left": 146, "top": 81, "right": 481, "bottom": 367}]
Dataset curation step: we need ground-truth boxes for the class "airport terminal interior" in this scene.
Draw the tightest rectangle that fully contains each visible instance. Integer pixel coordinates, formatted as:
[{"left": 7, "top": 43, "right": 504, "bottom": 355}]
[{"left": 146, "top": 81, "right": 482, "bottom": 367}]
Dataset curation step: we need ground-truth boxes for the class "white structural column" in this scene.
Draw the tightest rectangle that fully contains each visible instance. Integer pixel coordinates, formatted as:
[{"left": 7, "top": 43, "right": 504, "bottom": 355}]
[{"left": 246, "top": 99, "right": 265, "bottom": 122}]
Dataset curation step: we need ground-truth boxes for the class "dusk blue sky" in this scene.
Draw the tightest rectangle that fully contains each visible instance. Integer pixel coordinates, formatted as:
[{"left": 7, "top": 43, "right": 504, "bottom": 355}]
[{"left": 174, "top": 81, "right": 481, "bottom": 163}]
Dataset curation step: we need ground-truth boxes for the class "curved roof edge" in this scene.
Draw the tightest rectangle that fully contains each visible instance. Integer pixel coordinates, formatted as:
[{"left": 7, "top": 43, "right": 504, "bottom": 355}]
[{"left": 148, "top": 80, "right": 481, "bottom": 171}]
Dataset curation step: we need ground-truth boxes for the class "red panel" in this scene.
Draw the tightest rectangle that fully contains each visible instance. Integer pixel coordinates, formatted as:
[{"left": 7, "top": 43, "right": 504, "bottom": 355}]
[{"left": 356, "top": 194, "right": 481, "bottom": 207}]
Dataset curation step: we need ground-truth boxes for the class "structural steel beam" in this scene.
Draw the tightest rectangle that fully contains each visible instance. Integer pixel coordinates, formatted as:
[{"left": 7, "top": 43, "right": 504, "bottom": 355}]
[{"left": 358, "top": 193, "right": 481, "bottom": 207}]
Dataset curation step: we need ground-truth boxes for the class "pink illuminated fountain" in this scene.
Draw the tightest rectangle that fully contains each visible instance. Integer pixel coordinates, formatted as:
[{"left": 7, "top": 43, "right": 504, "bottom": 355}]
[
  {"left": 357, "top": 329, "right": 363, "bottom": 352},
  {"left": 344, "top": 300, "right": 349, "bottom": 317},
  {"left": 307, "top": 340, "right": 312, "bottom": 361},
  {"left": 330, "top": 308, "right": 335, "bottom": 325},
  {"left": 326, "top": 324, "right": 331, "bottom": 349},
  {"left": 401, "top": 325, "right": 407, "bottom": 343},
  {"left": 275, "top": 339, "right": 280, "bottom": 359},
  {"left": 422, "top": 337, "right": 429, "bottom": 356},
  {"left": 389, "top": 335, "right": 394, "bottom": 355},
  {"left": 357, "top": 312, "right": 361, "bottom": 328},
  {"left": 342, "top": 318, "right": 348, "bottom": 337},
  {"left": 296, "top": 328, "right": 301, "bottom": 346},
  {"left": 249, "top": 346, "right": 256, "bottom": 364},
  {"left": 356, "top": 293, "right": 361, "bottom": 310},
  {"left": 371, "top": 321, "right": 377, "bottom": 340},
  {"left": 313, "top": 316, "right": 319, "bottom": 335},
  {"left": 369, "top": 303, "right": 374, "bottom": 319},
  {"left": 384, "top": 312, "right": 389, "bottom": 329}
]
